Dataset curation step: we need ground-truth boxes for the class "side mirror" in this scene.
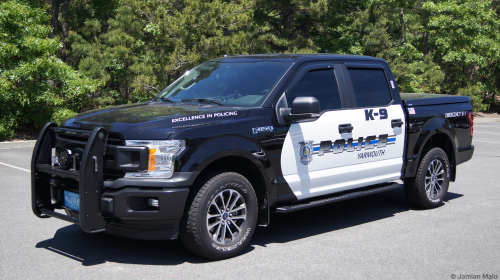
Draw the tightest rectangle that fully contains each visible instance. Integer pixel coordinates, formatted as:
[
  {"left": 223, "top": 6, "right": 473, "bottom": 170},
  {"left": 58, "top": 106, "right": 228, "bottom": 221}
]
[
  {"left": 281, "top": 97, "right": 321, "bottom": 123},
  {"left": 291, "top": 97, "right": 320, "bottom": 114}
]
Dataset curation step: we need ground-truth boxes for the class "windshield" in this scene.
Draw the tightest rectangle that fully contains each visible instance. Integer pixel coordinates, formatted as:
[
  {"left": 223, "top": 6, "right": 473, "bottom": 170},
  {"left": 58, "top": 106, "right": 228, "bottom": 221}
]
[{"left": 155, "top": 61, "right": 292, "bottom": 107}]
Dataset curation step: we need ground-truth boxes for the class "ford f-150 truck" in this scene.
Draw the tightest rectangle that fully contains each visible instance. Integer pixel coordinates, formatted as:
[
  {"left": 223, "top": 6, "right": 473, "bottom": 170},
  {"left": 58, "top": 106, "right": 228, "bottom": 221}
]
[{"left": 31, "top": 54, "right": 474, "bottom": 260}]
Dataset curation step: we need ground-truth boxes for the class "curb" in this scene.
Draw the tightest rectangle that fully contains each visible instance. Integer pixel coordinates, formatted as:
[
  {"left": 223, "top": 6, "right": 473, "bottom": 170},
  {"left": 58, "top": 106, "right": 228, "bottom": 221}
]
[
  {"left": 475, "top": 118, "right": 500, "bottom": 124},
  {"left": 0, "top": 140, "right": 36, "bottom": 150}
]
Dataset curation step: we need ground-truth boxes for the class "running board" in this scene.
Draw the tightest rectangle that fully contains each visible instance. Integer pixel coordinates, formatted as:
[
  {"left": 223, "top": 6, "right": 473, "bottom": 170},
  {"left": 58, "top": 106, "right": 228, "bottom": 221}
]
[{"left": 274, "top": 183, "right": 402, "bottom": 213}]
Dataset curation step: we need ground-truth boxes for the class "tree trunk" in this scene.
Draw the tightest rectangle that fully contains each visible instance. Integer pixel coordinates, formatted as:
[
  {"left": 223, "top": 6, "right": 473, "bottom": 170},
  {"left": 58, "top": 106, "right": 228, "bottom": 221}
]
[
  {"left": 59, "top": 0, "right": 71, "bottom": 61},
  {"left": 422, "top": 14, "right": 429, "bottom": 55},
  {"left": 399, "top": 7, "right": 406, "bottom": 45},
  {"left": 422, "top": 31, "right": 428, "bottom": 55},
  {"left": 51, "top": 0, "right": 62, "bottom": 38}
]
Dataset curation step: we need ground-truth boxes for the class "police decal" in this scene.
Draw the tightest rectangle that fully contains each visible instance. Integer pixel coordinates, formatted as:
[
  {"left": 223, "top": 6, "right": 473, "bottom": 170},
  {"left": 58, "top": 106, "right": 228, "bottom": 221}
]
[
  {"left": 297, "top": 134, "right": 396, "bottom": 164},
  {"left": 299, "top": 140, "right": 314, "bottom": 165},
  {"left": 358, "top": 149, "right": 386, "bottom": 159}
]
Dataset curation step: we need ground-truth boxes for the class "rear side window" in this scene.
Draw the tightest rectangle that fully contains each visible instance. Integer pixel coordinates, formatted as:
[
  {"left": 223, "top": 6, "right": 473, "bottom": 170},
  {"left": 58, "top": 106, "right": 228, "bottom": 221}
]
[
  {"left": 348, "top": 69, "right": 392, "bottom": 107},
  {"left": 287, "top": 69, "right": 341, "bottom": 111}
]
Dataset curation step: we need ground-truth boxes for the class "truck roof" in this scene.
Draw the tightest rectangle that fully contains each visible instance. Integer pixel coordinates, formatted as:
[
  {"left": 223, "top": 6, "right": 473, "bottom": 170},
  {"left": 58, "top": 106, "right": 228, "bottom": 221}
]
[{"left": 212, "top": 53, "right": 386, "bottom": 63}]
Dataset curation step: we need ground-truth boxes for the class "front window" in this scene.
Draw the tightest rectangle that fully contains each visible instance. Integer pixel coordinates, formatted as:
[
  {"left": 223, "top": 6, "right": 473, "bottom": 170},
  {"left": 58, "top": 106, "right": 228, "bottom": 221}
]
[
  {"left": 286, "top": 69, "right": 342, "bottom": 112},
  {"left": 155, "top": 61, "right": 292, "bottom": 107}
]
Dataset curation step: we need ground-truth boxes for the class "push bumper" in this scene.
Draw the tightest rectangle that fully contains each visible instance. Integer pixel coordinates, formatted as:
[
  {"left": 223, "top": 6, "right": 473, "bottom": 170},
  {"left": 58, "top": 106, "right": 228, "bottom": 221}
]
[{"left": 31, "top": 122, "right": 197, "bottom": 239}]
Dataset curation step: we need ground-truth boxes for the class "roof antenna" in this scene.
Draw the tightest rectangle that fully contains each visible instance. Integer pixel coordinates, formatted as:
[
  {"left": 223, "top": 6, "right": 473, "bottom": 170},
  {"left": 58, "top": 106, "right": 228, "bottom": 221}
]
[
  {"left": 354, "top": 51, "right": 357, "bottom": 55},
  {"left": 325, "top": 49, "right": 328, "bottom": 53}
]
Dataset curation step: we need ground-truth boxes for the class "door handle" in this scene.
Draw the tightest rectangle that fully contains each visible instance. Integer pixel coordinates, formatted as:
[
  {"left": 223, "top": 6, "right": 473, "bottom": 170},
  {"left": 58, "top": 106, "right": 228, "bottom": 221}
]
[
  {"left": 339, "top": 124, "right": 353, "bottom": 133},
  {"left": 391, "top": 119, "right": 404, "bottom": 128}
]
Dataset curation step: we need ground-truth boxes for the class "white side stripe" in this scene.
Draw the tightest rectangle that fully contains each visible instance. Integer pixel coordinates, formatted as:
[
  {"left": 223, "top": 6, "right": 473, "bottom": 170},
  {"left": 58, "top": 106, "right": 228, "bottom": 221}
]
[{"left": 0, "top": 161, "right": 30, "bottom": 173}]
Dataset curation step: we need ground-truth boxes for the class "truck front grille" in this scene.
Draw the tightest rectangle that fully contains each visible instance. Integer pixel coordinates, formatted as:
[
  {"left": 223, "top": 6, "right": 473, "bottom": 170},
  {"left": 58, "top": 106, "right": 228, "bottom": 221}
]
[{"left": 54, "top": 129, "right": 126, "bottom": 181}]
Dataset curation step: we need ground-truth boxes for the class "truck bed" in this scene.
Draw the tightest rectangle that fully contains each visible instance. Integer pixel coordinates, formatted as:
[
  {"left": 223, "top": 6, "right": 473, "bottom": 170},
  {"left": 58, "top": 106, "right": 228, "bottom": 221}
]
[{"left": 401, "top": 93, "right": 471, "bottom": 107}]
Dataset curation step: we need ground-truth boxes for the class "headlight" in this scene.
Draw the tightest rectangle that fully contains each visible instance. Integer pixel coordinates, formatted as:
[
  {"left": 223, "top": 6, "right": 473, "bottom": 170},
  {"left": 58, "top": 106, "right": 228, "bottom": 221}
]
[{"left": 124, "top": 140, "right": 185, "bottom": 178}]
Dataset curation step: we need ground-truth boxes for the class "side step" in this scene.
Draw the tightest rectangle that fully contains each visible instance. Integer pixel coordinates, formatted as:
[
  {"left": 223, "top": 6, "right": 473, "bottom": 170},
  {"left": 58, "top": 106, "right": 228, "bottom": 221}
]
[{"left": 274, "top": 182, "right": 401, "bottom": 213}]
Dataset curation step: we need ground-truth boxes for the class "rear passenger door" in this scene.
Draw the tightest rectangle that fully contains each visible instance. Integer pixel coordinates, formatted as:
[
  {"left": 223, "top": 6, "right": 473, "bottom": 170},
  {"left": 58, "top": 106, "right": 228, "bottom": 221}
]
[{"left": 338, "top": 62, "right": 406, "bottom": 188}]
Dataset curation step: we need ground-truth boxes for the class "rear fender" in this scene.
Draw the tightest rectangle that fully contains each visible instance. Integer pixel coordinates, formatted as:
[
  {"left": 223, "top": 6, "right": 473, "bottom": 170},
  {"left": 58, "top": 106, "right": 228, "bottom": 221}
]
[{"left": 406, "top": 117, "right": 458, "bottom": 180}]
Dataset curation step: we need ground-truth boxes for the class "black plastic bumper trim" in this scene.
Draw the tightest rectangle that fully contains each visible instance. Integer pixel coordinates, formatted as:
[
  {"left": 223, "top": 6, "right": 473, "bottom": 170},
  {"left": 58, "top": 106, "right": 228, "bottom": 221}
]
[
  {"left": 457, "top": 145, "right": 474, "bottom": 152},
  {"left": 457, "top": 145, "right": 474, "bottom": 165},
  {"left": 102, "top": 187, "right": 190, "bottom": 220},
  {"left": 103, "top": 171, "right": 200, "bottom": 189},
  {"left": 101, "top": 197, "right": 114, "bottom": 213}
]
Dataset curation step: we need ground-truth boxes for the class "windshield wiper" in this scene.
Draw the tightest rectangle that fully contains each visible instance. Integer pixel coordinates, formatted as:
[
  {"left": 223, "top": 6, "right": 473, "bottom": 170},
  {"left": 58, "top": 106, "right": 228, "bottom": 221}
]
[
  {"left": 153, "top": 97, "right": 176, "bottom": 103},
  {"left": 181, "top": 98, "right": 225, "bottom": 106}
]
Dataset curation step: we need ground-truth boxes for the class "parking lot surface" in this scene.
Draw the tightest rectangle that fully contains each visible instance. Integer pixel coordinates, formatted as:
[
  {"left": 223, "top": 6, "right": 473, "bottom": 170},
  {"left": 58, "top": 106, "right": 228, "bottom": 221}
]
[{"left": 0, "top": 123, "right": 499, "bottom": 279}]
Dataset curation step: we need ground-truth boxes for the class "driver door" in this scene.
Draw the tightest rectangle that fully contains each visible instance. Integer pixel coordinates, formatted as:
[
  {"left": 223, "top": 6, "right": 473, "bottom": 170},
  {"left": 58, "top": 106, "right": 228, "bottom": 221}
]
[{"left": 280, "top": 62, "right": 356, "bottom": 200}]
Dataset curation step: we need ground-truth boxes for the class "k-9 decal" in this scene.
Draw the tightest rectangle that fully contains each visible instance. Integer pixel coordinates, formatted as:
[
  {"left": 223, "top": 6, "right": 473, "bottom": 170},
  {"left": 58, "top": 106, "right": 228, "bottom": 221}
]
[{"left": 365, "top": 109, "right": 388, "bottom": 121}]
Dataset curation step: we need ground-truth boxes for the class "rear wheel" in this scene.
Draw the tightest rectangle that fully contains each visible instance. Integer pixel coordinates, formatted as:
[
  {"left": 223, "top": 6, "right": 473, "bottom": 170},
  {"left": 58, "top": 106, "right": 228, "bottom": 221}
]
[
  {"left": 180, "top": 171, "right": 258, "bottom": 260},
  {"left": 404, "top": 147, "right": 450, "bottom": 209}
]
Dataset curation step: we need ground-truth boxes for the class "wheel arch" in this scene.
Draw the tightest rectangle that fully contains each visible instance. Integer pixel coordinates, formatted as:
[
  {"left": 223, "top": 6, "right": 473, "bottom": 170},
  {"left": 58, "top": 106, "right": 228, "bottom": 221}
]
[
  {"left": 189, "top": 151, "right": 271, "bottom": 226},
  {"left": 411, "top": 118, "right": 458, "bottom": 181}
]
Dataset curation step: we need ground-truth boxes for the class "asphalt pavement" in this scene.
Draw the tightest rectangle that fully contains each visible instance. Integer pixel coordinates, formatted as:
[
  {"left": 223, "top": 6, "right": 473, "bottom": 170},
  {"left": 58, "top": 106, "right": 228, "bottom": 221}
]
[{"left": 0, "top": 123, "right": 499, "bottom": 279}]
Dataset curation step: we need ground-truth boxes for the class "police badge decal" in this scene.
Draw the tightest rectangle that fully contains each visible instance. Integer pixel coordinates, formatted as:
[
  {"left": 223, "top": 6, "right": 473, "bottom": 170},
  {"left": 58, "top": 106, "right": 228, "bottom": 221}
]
[{"left": 299, "top": 140, "right": 314, "bottom": 165}]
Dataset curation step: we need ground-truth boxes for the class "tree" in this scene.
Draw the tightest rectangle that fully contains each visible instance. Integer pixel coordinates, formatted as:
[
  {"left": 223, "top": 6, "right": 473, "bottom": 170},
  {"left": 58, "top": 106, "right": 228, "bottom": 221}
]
[
  {"left": 66, "top": 0, "right": 255, "bottom": 105},
  {"left": 424, "top": 0, "right": 500, "bottom": 102},
  {"left": 2, "top": 0, "right": 498, "bottom": 141},
  {"left": 253, "top": 0, "right": 331, "bottom": 53},
  {"left": 0, "top": 0, "right": 101, "bottom": 140}
]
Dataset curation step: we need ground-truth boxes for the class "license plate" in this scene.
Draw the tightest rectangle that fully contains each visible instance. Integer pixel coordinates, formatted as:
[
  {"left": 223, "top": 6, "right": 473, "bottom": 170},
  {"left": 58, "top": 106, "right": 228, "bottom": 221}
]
[{"left": 64, "top": 191, "right": 80, "bottom": 211}]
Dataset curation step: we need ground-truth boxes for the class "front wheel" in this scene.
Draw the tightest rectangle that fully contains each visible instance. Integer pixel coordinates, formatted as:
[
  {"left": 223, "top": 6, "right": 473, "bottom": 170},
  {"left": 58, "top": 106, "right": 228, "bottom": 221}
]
[
  {"left": 180, "top": 172, "right": 258, "bottom": 260},
  {"left": 404, "top": 147, "right": 451, "bottom": 209}
]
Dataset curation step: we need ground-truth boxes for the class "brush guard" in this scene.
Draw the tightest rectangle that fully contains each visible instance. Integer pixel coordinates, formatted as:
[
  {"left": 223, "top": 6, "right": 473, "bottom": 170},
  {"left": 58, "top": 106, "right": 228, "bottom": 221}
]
[{"left": 31, "top": 122, "right": 108, "bottom": 233}]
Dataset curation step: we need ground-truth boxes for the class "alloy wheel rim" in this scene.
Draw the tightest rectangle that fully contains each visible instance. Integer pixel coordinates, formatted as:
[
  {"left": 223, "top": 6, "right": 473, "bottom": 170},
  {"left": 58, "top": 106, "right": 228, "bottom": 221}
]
[
  {"left": 206, "top": 189, "right": 247, "bottom": 244},
  {"left": 425, "top": 159, "right": 445, "bottom": 199}
]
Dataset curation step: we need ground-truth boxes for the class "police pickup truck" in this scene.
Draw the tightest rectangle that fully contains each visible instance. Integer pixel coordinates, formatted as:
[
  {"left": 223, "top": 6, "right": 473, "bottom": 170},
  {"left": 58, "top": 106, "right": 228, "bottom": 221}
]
[{"left": 31, "top": 54, "right": 474, "bottom": 260}]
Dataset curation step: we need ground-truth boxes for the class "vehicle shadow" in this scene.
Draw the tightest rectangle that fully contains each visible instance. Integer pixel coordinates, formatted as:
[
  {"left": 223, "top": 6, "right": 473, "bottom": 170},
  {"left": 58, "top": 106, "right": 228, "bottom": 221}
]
[
  {"left": 35, "top": 224, "right": 212, "bottom": 266},
  {"left": 252, "top": 188, "right": 462, "bottom": 246},
  {"left": 35, "top": 187, "right": 463, "bottom": 266}
]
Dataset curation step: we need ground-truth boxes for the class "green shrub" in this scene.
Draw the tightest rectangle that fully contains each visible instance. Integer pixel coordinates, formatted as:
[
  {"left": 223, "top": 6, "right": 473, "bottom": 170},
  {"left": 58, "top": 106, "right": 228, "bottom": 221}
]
[
  {"left": 51, "top": 108, "right": 76, "bottom": 125},
  {"left": 0, "top": 0, "right": 100, "bottom": 140},
  {"left": 458, "top": 86, "right": 489, "bottom": 112},
  {"left": 0, "top": 118, "right": 15, "bottom": 141}
]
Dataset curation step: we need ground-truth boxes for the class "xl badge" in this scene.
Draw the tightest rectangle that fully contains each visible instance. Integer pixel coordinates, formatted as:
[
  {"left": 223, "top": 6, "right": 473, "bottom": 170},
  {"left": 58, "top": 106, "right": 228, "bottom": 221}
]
[{"left": 299, "top": 140, "right": 314, "bottom": 165}]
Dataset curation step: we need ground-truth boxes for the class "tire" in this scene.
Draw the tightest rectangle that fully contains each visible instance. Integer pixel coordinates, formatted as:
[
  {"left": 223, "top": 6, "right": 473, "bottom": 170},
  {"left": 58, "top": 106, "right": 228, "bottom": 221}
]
[
  {"left": 179, "top": 171, "right": 258, "bottom": 260},
  {"left": 404, "top": 147, "right": 451, "bottom": 209}
]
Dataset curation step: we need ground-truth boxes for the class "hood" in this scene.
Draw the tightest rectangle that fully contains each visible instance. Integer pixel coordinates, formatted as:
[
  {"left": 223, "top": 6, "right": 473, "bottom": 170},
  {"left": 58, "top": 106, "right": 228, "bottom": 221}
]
[{"left": 60, "top": 102, "right": 250, "bottom": 140}]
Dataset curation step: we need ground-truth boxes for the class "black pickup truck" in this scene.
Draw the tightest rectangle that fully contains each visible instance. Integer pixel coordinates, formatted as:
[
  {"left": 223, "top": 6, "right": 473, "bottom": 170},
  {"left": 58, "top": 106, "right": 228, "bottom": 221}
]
[{"left": 31, "top": 54, "right": 474, "bottom": 260}]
